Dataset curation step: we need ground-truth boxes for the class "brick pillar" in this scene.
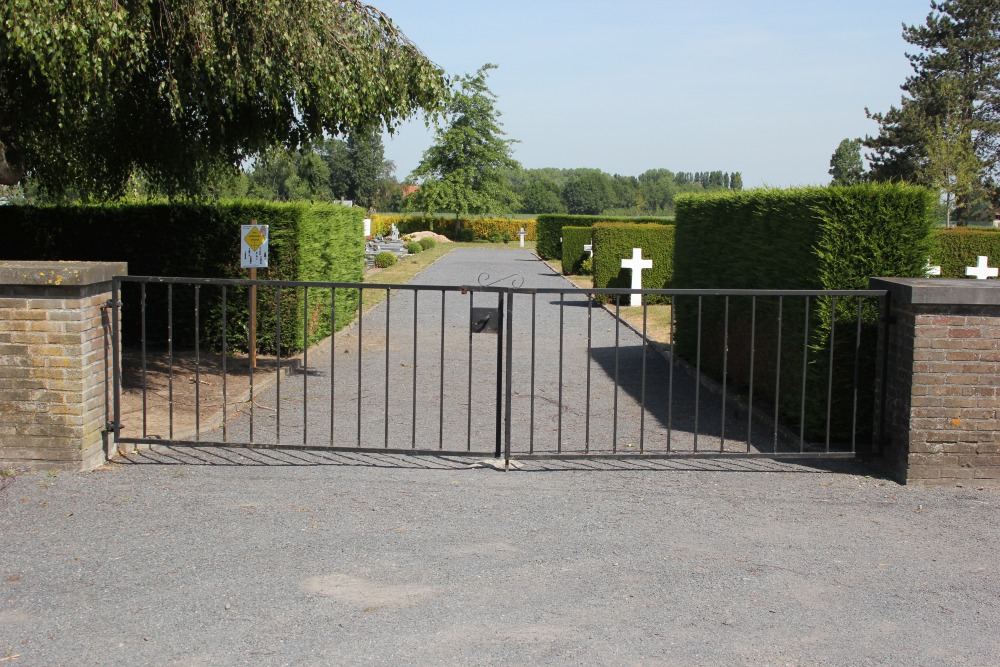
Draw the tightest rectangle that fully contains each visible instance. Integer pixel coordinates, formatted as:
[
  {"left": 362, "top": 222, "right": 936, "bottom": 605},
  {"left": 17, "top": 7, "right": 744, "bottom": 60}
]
[
  {"left": 871, "top": 277, "right": 1000, "bottom": 486},
  {"left": 0, "top": 261, "right": 126, "bottom": 470}
]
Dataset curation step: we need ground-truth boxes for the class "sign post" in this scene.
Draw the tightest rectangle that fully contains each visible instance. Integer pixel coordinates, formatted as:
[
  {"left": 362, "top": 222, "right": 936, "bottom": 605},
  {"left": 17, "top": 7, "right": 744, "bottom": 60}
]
[{"left": 241, "top": 222, "right": 269, "bottom": 368}]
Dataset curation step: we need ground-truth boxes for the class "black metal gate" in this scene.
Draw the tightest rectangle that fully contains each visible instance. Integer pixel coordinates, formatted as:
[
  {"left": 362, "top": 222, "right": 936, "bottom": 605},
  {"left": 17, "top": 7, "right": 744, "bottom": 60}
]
[{"left": 109, "top": 275, "right": 888, "bottom": 466}]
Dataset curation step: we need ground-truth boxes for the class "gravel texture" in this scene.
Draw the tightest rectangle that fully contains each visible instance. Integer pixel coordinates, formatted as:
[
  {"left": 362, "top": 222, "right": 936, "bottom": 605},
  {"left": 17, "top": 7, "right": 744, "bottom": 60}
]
[
  {"left": 1, "top": 453, "right": 998, "bottom": 666},
  {"left": 3, "top": 248, "right": 999, "bottom": 665}
]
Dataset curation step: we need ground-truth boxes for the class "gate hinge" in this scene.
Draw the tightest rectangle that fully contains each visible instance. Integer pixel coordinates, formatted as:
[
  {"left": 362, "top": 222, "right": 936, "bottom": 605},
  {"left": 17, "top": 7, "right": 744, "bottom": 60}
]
[{"left": 103, "top": 299, "right": 123, "bottom": 310}]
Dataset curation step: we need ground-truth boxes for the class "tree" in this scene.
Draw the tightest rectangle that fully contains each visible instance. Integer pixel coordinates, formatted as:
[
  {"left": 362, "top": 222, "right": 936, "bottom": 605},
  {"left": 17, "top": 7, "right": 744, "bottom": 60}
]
[
  {"left": 562, "top": 170, "right": 615, "bottom": 215},
  {"left": 866, "top": 1, "right": 1000, "bottom": 200},
  {"left": 346, "top": 126, "right": 385, "bottom": 209},
  {"left": 730, "top": 172, "right": 744, "bottom": 191},
  {"left": 405, "top": 64, "right": 521, "bottom": 233},
  {"left": 829, "top": 138, "right": 866, "bottom": 185},
  {"left": 0, "top": 1, "right": 447, "bottom": 199}
]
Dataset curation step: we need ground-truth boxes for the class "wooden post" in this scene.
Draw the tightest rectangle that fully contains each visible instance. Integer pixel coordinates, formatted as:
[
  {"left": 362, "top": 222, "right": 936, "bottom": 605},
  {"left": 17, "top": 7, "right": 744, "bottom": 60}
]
[{"left": 249, "top": 267, "right": 257, "bottom": 369}]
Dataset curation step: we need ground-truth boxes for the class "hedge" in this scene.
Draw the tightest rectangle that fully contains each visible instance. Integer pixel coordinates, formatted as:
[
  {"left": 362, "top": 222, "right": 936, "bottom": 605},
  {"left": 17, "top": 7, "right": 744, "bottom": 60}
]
[
  {"left": 672, "top": 183, "right": 935, "bottom": 444},
  {"left": 0, "top": 201, "right": 364, "bottom": 354},
  {"left": 371, "top": 214, "right": 536, "bottom": 242},
  {"left": 536, "top": 214, "right": 673, "bottom": 260},
  {"left": 929, "top": 227, "right": 1000, "bottom": 277},
  {"left": 561, "top": 226, "right": 593, "bottom": 275},
  {"left": 591, "top": 224, "right": 675, "bottom": 304}
]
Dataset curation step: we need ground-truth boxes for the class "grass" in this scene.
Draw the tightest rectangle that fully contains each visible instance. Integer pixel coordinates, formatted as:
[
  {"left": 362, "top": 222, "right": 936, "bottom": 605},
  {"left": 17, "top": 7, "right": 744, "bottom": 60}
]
[{"left": 542, "top": 259, "right": 672, "bottom": 345}]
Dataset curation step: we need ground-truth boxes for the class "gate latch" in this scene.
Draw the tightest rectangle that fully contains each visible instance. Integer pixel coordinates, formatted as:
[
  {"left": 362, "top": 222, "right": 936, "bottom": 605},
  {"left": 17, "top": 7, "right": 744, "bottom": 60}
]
[{"left": 471, "top": 307, "right": 499, "bottom": 334}]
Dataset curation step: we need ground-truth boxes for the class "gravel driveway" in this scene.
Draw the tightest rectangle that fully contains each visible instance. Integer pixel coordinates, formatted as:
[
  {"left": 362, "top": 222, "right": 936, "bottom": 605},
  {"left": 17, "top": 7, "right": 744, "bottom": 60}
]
[
  {"left": 2, "top": 452, "right": 998, "bottom": 666},
  {"left": 2, "top": 248, "right": 998, "bottom": 666}
]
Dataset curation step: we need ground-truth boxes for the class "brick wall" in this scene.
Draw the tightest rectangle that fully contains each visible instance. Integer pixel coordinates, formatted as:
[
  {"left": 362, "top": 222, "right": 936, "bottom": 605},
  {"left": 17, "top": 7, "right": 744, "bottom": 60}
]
[
  {"left": 0, "top": 262, "right": 126, "bottom": 470},
  {"left": 872, "top": 278, "right": 1000, "bottom": 486}
]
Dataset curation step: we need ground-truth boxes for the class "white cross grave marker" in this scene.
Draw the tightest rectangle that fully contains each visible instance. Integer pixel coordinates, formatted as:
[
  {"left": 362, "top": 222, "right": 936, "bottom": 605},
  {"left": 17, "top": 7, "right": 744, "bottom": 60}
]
[
  {"left": 517, "top": 227, "right": 527, "bottom": 248},
  {"left": 583, "top": 243, "right": 593, "bottom": 259},
  {"left": 363, "top": 218, "right": 372, "bottom": 238},
  {"left": 966, "top": 255, "right": 998, "bottom": 280},
  {"left": 621, "top": 248, "right": 653, "bottom": 307},
  {"left": 924, "top": 258, "right": 941, "bottom": 276}
]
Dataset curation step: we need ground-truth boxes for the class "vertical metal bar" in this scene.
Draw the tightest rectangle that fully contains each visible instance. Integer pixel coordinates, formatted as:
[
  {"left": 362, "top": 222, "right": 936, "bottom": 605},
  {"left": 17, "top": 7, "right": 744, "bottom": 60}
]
[
  {"left": 467, "top": 291, "right": 474, "bottom": 451},
  {"left": 248, "top": 282, "right": 253, "bottom": 444},
  {"left": 585, "top": 294, "right": 592, "bottom": 453},
  {"left": 772, "top": 296, "right": 783, "bottom": 453},
  {"left": 383, "top": 287, "right": 389, "bottom": 449},
  {"left": 640, "top": 297, "right": 648, "bottom": 454},
  {"left": 276, "top": 286, "right": 282, "bottom": 443},
  {"left": 825, "top": 295, "right": 836, "bottom": 453},
  {"left": 439, "top": 289, "right": 445, "bottom": 450},
  {"left": 111, "top": 279, "right": 121, "bottom": 445},
  {"left": 412, "top": 290, "right": 418, "bottom": 449},
  {"left": 503, "top": 290, "right": 515, "bottom": 466},
  {"left": 694, "top": 295, "right": 702, "bottom": 452},
  {"left": 667, "top": 296, "right": 675, "bottom": 451},
  {"left": 613, "top": 296, "right": 620, "bottom": 453},
  {"left": 303, "top": 287, "right": 309, "bottom": 446},
  {"left": 495, "top": 290, "right": 505, "bottom": 459},
  {"left": 529, "top": 292, "right": 537, "bottom": 454},
  {"left": 323, "top": 312, "right": 340, "bottom": 422},
  {"left": 799, "top": 296, "right": 810, "bottom": 451},
  {"left": 357, "top": 288, "right": 363, "bottom": 447},
  {"left": 558, "top": 293, "right": 564, "bottom": 453},
  {"left": 747, "top": 296, "right": 756, "bottom": 453},
  {"left": 720, "top": 296, "right": 728, "bottom": 452},
  {"left": 851, "top": 297, "right": 863, "bottom": 454},
  {"left": 141, "top": 282, "right": 147, "bottom": 438},
  {"left": 222, "top": 286, "right": 227, "bottom": 442},
  {"left": 168, "top": 284, "right": 174, "bottom": 441},
  {"left": 874, "top": 291, "right": 892, "bottom": 454},
  {"left": 194, "top": 285, "right": 200, "bottom": 441}
]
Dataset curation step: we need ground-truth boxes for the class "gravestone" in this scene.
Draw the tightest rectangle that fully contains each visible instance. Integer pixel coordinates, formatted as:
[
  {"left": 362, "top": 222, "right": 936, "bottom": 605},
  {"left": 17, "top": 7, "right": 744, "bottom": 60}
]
[
  {"left": 966, "top": 256, "right": 998, "bottom": 280},
  {"left": 620, "top": 248, "right": 652, "bottom": 307},
  {"left": 517, "top": 228, "right": 527, "bottom": 248},
  {"left": 924, "top": 258, "right": 942, "bottom": 277}
]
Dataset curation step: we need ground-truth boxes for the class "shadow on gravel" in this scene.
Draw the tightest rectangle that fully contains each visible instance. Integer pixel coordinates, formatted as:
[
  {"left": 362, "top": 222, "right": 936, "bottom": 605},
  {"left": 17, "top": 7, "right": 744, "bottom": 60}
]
[{"left": 111, "top": 446, "right": 883, "bottom": 478}]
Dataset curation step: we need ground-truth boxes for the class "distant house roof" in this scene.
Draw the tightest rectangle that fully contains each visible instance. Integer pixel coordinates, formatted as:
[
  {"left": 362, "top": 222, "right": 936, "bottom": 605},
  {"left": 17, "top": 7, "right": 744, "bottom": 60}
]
[{"left": 402, "top": 185, "right": 419, "bottom": 197}]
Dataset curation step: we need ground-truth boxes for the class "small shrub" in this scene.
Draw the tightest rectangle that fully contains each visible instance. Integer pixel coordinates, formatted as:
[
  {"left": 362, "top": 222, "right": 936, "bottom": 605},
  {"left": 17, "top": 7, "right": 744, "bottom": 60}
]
[
  {"left": 580, "top": 257, "right": 593, "bottom": 275},
  {"left": 374, "top": 251, "right": 397, "bottom": 268},
  {"left": 419, "top": 237, "right": 436, "bottom": 250},
  {"left": 458, "top": 229, "right": 475, "bottom": 242},
  {"left": 405, "top": 241, "right": 422, "bottom": 254}
]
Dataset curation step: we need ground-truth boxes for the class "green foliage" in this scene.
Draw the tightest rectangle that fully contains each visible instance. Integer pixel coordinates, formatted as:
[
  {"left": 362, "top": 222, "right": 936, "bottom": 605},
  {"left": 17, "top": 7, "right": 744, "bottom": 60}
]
[
  {"left": 374, "top": 251, "right": 398, "bottom": 268},
  {"left": 866, "top": 0, "right": 1000, "bottom": 218},
  {"left": 0, "top": 1, "right": 447, "bottom": 198},
  {"left": 418, "top": 237, "right": 436, "bottom": 250},
  {"left": 0, "top": 201, "right": 363, "bottom": 353},
  {"left": 561, "top": 226, "right": 593, "bottom": 275},
  {"left": 405, "top": 64, "right": 521, "bottom": 232},
  {"left": 930, "top": 227, "right": 1000, "bottom": 275},
  {"left": 591, "top": 224, "right": 675, "bottom": 304},
  {"left": 535, "top": 214, "right": 674, "bottom": 260},
  {"left": 673, "top": 184, "right": 935, "bottom": 443},
  {"left": 829, "top": 138, "right": 865, "bottom": 185},
  {"left": 371, "top": 213, "right": 535, "bottom": 242},
  {"left": 405, "top": 241, "right": 422, "bottom": 254},
  {"left": 562, "top": 171, "right": 616, "bottom": 214}
]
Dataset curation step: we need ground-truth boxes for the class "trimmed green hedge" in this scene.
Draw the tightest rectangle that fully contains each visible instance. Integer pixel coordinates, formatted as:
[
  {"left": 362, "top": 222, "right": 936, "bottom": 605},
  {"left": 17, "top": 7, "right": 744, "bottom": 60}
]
[
  {"left": 536, "top": 214, "right": 674, "bottom": 260},
  {"left": 673, "top": 184, "right": 935, "bottom": 444},
  {"left": 561, "top": 226, "right": 593, "bottom": 275},
  {"left": 0, "top": 201, "right": 364, "bottom": 354},
  {"left": 592, "top": 224, "right": 675, "bottom": 304},
  {"left": 930, "top": 228, "right": 1000, "bottom": 277}
]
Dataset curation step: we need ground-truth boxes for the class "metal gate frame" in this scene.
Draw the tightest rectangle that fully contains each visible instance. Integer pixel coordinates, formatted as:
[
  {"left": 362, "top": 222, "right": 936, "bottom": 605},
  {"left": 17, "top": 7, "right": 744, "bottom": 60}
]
[{"left": 109, "top": 275, "right": 889, "bottom": 467}]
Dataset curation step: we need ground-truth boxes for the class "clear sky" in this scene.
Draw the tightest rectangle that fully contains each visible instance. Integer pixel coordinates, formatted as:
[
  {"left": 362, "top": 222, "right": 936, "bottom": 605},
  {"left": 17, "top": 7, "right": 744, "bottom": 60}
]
[{"left": 374, "top": 0, "right": 933, "bottom": 189}]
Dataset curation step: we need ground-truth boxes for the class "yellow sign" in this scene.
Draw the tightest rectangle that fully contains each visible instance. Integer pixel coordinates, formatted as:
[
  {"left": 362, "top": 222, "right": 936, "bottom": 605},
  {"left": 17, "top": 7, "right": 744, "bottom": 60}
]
[{"left": 244, "top": 226, "right": 265, "bottom": 251}]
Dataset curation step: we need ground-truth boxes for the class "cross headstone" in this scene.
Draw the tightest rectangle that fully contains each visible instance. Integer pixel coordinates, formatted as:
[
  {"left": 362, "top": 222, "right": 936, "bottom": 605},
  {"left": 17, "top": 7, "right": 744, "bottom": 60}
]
[
  {"left": 517, "top": 227, "right": 527, "bottom": 248},
  {"left": 363, "top": 218, "right": 372, "bottom": 238},
  {"left": 583, "top": 243, "right": 593, "bottom": 259},
  {"left": 966, "top": 255, "right": 998, "bottom": 280},
  {"left": 924, "top": 258, "right": 941, "bottom": 277},
  {"left": 389, "top": 223, "right": 400, "bottom": 242},
  {"left": 620, "top": 248, "right": 653, "bottom": 307}
]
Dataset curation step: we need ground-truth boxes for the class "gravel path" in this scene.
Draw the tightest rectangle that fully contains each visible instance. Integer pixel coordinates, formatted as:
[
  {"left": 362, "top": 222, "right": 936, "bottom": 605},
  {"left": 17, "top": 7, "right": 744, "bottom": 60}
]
[
  {"left": 216, "top": 247, "right": 781, "bottom": 457},
  {"left": 2, "top": 453, "right": 998, "bottom": 666},
  {"left": 3, "top": 248, "right": 998, "bottom": 666}
]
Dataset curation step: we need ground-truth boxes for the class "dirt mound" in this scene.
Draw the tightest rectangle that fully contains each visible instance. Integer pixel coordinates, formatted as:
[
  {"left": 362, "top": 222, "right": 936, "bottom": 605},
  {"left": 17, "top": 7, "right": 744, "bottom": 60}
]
[{"left": 403, "top": 230, "right": 452, "bottom": 243}]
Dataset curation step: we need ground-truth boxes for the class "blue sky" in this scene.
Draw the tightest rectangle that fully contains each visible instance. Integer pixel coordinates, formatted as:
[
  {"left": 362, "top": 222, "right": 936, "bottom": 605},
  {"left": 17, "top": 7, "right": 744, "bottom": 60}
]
[{"left": 374, "top": 0, "right": 933, "bottom": 188}]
